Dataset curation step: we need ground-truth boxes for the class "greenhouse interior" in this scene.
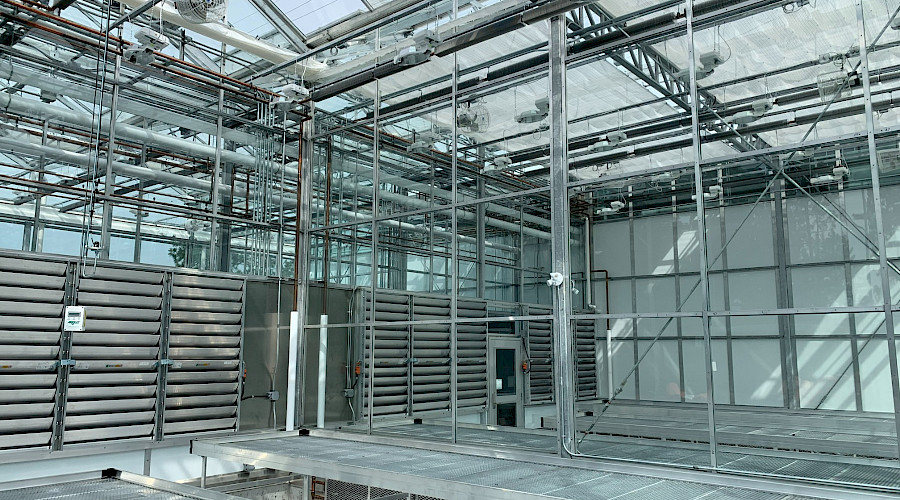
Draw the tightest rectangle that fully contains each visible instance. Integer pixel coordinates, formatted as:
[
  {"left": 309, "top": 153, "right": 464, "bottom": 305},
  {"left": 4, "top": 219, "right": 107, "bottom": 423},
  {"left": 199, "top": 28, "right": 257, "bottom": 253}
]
[{"left": 0, "top": 0, "right": 899, "bottom": 499}]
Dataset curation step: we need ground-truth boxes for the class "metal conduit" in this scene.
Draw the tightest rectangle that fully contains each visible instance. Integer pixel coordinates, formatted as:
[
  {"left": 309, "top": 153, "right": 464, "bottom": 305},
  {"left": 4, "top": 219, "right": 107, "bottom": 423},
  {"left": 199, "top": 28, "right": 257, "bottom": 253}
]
[
  {"left": 0, "top": 134, "right": 519, "bottom": 252},
  {"left": 0, "top": 90, "right": 554, "bottom": 241},
  {"left": 0, "top": 58, "right": 264, "bottom": 149}
]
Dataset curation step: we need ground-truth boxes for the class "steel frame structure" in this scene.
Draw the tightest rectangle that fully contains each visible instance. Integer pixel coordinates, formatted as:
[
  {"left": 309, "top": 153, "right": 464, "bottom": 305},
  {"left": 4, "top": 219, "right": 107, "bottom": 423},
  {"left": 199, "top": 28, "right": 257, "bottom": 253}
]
[
  {"left": 291, "top": 1, "right": 900, "bottom": 492},
  {"left": 0, "top": 0, "right": 899, "bottom": 493}
]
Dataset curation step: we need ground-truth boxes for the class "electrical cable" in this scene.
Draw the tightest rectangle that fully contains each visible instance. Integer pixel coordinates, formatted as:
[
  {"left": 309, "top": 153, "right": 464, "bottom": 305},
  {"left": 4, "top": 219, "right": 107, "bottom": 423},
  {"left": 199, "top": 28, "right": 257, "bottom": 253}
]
[{"left": 79, "top": 0, "right": 116, "bottom": 279}]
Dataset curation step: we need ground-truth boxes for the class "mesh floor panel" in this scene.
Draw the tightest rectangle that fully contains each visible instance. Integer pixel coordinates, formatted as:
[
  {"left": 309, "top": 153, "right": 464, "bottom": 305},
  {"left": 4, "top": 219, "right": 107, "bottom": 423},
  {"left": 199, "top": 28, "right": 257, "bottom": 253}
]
[
  {"left": 369, "top": 423, "right": 900, "bottom": 488},
  {"left": 212, "top": 435, "right": 829, "bottom": 500},
  {"left": 0, "top": 478, "right": 193, "bottom": 500}
]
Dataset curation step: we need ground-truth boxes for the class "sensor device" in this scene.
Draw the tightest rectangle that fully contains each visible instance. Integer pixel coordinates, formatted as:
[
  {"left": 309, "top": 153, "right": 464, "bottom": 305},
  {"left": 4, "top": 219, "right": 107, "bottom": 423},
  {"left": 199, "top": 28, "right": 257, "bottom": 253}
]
[{"left": 64, "top": 306, "right": 85, "bottom": 332}]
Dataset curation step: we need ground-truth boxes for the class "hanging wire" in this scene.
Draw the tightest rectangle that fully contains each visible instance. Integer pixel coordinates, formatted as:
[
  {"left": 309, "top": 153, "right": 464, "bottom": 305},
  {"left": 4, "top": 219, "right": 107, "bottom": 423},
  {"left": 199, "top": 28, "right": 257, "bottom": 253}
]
[{"left": 79, "top": 0, "right": 116, "bottom": 278}]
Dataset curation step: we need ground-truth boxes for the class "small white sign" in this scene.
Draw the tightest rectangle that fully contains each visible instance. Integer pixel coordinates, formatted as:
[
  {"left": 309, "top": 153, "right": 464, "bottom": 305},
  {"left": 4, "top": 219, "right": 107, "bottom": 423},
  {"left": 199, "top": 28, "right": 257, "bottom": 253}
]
[
  {"left": 64, "top": 306, "right": 85, "bottom": 332},
  {"left": 495, "top": 379, "right": 503, "bottom": 391}
]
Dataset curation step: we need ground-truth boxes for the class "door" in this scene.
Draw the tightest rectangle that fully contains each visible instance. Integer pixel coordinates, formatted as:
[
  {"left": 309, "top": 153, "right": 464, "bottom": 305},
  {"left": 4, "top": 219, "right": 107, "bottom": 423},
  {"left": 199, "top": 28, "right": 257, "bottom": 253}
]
[{"left": 488, "top": 337, "right": 524, "bottom": 427}]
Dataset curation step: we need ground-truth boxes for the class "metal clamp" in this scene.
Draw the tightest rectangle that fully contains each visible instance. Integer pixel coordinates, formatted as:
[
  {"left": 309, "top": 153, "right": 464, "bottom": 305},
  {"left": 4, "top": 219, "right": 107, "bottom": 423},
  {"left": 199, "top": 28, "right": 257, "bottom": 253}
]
[
  {"left": 156, "top": 359, "right": 174, "bottom": 368},
  {"left": 56, "top": 359, "right": 76, "bottom": 368}
]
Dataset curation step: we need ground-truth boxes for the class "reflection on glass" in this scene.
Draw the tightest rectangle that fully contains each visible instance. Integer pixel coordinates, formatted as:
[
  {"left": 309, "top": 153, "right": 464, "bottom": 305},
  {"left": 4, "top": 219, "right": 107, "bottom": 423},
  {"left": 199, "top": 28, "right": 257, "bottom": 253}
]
[{"left": 495, "top": 348, "right": 516, "bottom": 396}]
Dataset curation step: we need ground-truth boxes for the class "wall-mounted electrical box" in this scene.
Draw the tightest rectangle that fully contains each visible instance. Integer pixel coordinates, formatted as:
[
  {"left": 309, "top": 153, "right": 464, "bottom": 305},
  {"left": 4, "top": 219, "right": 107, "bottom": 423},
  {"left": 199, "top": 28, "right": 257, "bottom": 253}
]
[{"left": 64, "top": 306, "right": 85, "bottom": 332}]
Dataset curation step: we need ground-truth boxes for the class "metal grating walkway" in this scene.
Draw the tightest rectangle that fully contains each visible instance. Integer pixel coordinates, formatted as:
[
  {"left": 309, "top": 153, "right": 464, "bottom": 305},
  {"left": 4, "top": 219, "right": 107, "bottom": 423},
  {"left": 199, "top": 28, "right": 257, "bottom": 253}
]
[
  {"left": 0, "top": 471, "right": 243, "bottom": 500},
  {"left": 191, "top": 431, "right": 894, "bottom": 500},
  {"left": 0, "top": 479, "right": 189, "bottom": 500},
  {"left": 366, "top": 422, "right": 900, "bottom": 489}
]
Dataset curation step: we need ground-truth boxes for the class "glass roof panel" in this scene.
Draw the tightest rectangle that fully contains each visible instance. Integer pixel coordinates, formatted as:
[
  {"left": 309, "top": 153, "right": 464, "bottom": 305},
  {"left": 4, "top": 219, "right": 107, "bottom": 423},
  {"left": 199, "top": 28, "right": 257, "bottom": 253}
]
[
  {"left": 228, "top": 0, "right": 278, "bottom": 38},
  {"left": 270, "top": 0, "right": 368, "bottom": 35}
]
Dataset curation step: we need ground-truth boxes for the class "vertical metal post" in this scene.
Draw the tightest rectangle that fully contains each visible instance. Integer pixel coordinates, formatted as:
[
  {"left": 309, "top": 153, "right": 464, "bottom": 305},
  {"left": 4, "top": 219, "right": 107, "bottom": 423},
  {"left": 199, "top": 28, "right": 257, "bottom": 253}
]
[
  {"left": 154, "top": 273, "right": 173, "bottom": 440},
  {"left": 838, "top": 179, "right": 864, "bottom": 410},
  {"left": 99, "top": 54, "right": 121, "bottom": 260},
  {"left": 29, "top": 119, "right": 49, "bottom": 252},
  {"left": 133, "top": 122, "right": 148, "bottom": 263},
  {"left": 200, "top": 456, "right": 207, "bottom": 488},
  {"left": 771, "top": 176, "right": 799, "bottom": 408},
  {"left": 367, "top": 78, "right": 381, "bottom": 434},
  {"left": 476, "top": 160, "right": 486, "bottom": 298},
  {"left": 857, "top": 0, "right": 900, "bottom": 460},
  {"left": 209, "top": 43, "right": 226, "bottom": 270},
  {"left": 295, "top": 103, "right": 315, "bottom": 428},
  {"left": 548, "top": 15, "right": 576, "bottom": 457},
  {"left": 450, "top": 0, "right": 459, "bottom": 443},
  {"left": 685, "top": 0, "right": 718, "bottom": 468},
  {"left": 317, "top": 314, "right": 328, "bottom": 428},
  {"left": 133, "top": 181, "right": 144, "bottom": 263},
  {"left": 518, "top": 202, "right": 525, "bottom": 302},
  {"left": 143, "top": 448, "right": 152, "bottom": 476},
  {"left": 50, "top": 262, "right": 78, "bottom": 451}
]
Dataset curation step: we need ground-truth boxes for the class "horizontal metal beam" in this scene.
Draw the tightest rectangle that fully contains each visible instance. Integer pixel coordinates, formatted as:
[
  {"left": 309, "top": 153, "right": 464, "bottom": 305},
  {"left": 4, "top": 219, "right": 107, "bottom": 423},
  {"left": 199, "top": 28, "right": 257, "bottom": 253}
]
[{"left": 247, "top": 0, "right": 309, "bottom": 52}]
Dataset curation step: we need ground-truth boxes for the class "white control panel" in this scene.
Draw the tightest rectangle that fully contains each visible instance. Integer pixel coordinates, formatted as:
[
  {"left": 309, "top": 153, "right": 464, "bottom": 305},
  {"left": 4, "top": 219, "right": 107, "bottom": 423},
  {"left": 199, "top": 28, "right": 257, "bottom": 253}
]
[{"left": 64, "top": 306, "right": 85, "bottom": 332}]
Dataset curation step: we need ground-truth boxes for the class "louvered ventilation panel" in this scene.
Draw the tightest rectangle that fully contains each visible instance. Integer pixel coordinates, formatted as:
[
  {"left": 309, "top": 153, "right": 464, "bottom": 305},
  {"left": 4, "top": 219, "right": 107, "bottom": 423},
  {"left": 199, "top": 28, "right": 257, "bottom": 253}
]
[
  {"left": 410, "top": 296, "right": 449, "bottom": 414},
  {"left": 575, "top": 319, "right": 597, "bottom": 400},
  {"left": 165, "top": 275, "right": 243, "bottom": 436},
  {"left": 455, "top": 300, "right": 487, "bottom": 410},
  {"left": 0, "top": 256, "right": 66, "bottom": 449},
  {"left": 527, "top": 308, "right": 553, "bottom": 403},
  {"left": 363, "top": 292, "right": 490, "bottom": 418},
  {"left": 66, "top": 267, "right": 163, "bottom": 444},
  {"left": 363, "top": 292, "right": 410, "bottom": 418}
]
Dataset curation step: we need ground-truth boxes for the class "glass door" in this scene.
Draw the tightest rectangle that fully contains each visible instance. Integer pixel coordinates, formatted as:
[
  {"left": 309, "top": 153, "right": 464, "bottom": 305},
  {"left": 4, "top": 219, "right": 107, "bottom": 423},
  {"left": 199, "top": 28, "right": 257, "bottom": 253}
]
[{"left": 489, "top": 338, "right": 523, "bottom": 427}]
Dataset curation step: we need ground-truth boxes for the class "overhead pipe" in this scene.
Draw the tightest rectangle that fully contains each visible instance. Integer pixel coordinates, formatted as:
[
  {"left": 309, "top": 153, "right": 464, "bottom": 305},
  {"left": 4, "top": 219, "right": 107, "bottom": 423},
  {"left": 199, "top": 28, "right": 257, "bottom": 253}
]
[
  {"left": 0, "top": 132, "right": 519, "bottom": 251},
  {"left": 0, "top": 90, "right": 554, "bottom": 241},
  {"left": 0, "top": 90, "right": 272, "bottom": 171},
  {"left": 0, "top": 0, "right": 277, "bottom": 101},
  {"left": 116, "top": 0, "right": 327, "bottom": 80},
  {"left": 0, "top": 57, "right": 264, "bottom": 149},
  {"left": 311, "top": 0, "right": 588, "bottom": 101}
]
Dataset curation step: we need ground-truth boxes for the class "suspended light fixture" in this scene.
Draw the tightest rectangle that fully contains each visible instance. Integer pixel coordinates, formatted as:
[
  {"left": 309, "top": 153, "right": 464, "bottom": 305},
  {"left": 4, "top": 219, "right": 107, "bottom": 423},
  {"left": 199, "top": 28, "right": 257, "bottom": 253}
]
[
  {"left": 810, "top": 163, "right": 850, "bottom": 185},
  {"left": 393, "top": 30, "right": 439, "bottom": 67},
  {"left": 406, "top": 130, "right": 440, "bottom": 154},
  {"left": 728, "top": 98, "right": 775, "bottom": 125},
  {"left": 125, "top": 28, "right": 169, "bottom": 66},
  {"left": 692, "top": 185, "right": 722, "bottom": 201},
  {"left": 516, "top": 97, "right": 550, "bottom": 124},
  {"left": 596, "top": 200, "right": 626, "bottom": 214},
  {"left": 588, "top": 130, "right": 627, "bottom": 153}
]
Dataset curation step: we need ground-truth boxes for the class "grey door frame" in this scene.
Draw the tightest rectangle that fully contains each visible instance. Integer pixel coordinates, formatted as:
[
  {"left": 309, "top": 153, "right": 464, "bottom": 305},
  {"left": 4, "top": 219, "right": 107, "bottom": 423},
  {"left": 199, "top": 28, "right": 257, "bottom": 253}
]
[{"left": 487, "top": 336, "right": 525, "bottom": 427}]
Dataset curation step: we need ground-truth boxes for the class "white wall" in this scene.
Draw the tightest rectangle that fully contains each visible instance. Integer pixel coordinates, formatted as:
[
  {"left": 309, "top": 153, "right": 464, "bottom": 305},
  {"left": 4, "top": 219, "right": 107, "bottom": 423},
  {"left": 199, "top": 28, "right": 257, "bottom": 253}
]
[{"left": 591, "top": 185, "right": 899, "bottom": 412}]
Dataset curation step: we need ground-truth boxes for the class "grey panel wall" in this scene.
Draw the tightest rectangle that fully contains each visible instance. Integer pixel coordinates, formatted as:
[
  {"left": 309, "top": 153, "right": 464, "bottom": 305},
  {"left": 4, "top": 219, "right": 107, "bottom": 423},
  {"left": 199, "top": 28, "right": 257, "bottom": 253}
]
[
  {"left": 592, "top": 184, "right": 899, "bottom": 412},
  {"left": 0, "top": 251, "right": 248, "bottom": 455},
  {"left": 239, "top": 280, "right": 293, "bottom": 431}
]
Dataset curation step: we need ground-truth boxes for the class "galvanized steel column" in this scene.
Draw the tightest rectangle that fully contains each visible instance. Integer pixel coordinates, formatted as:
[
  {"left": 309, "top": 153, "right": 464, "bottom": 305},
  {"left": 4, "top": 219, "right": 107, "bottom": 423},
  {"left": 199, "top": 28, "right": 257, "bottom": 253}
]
[
  {"left": 99, "top": 54, "right": 121, "bottom": 260},
  {"left": 856, "top": 0, "right": 900, "bottom": 461},
  {"left": 548, "top": 14, "right": 576, "bottom": 457},
  {"left": 450, "top": 0, "right": 460, "bottom": 445},
  {"left": 686, "top": 0, "right": 718, "bottom": 468},
  {"left": 295, "top": 102, "right": 315, "bottom": 428}
]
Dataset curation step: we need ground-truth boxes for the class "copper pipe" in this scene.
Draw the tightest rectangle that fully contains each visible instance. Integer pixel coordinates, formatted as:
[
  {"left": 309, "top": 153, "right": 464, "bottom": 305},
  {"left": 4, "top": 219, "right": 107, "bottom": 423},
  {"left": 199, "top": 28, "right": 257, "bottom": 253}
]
[
  {"left": 0, "top": 0, "right": 277, "bottom": 100},
  {"left": 590, "top": 268, "right": 610, "bottom": 331}
]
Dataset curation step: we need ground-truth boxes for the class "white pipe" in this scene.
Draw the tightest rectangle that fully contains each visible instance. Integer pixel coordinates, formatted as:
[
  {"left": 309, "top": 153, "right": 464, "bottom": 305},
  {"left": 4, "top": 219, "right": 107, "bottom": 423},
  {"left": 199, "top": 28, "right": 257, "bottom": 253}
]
[
  {"left": 0, "top": 133, "right": 524, "bottom": 251},
  {"left": 0, "top": 59, "right": 264, "bottom": 149},
  {"left": 0, "top": 83, "right": 551, "bottom": 241},
  {"left": 314, "top": 0, "right": 533, "bottom": 83},
  {"left": 286, "top": 311, "right": 299, "bottom": 431},
  {"left": 307, "top": 170, "right": 552, "bottom": 240},
  {"left": 0, "top": 91, "right": 271, "bottom": 171},
  {"left": 316, "top": 314, "right": 328, "bottom": 429},
  {"left": 606, "top": 329, "right": 613, "bottom": 399},
  {"left": 118, "top": 0, "right": 326, "bottom": 81}
]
